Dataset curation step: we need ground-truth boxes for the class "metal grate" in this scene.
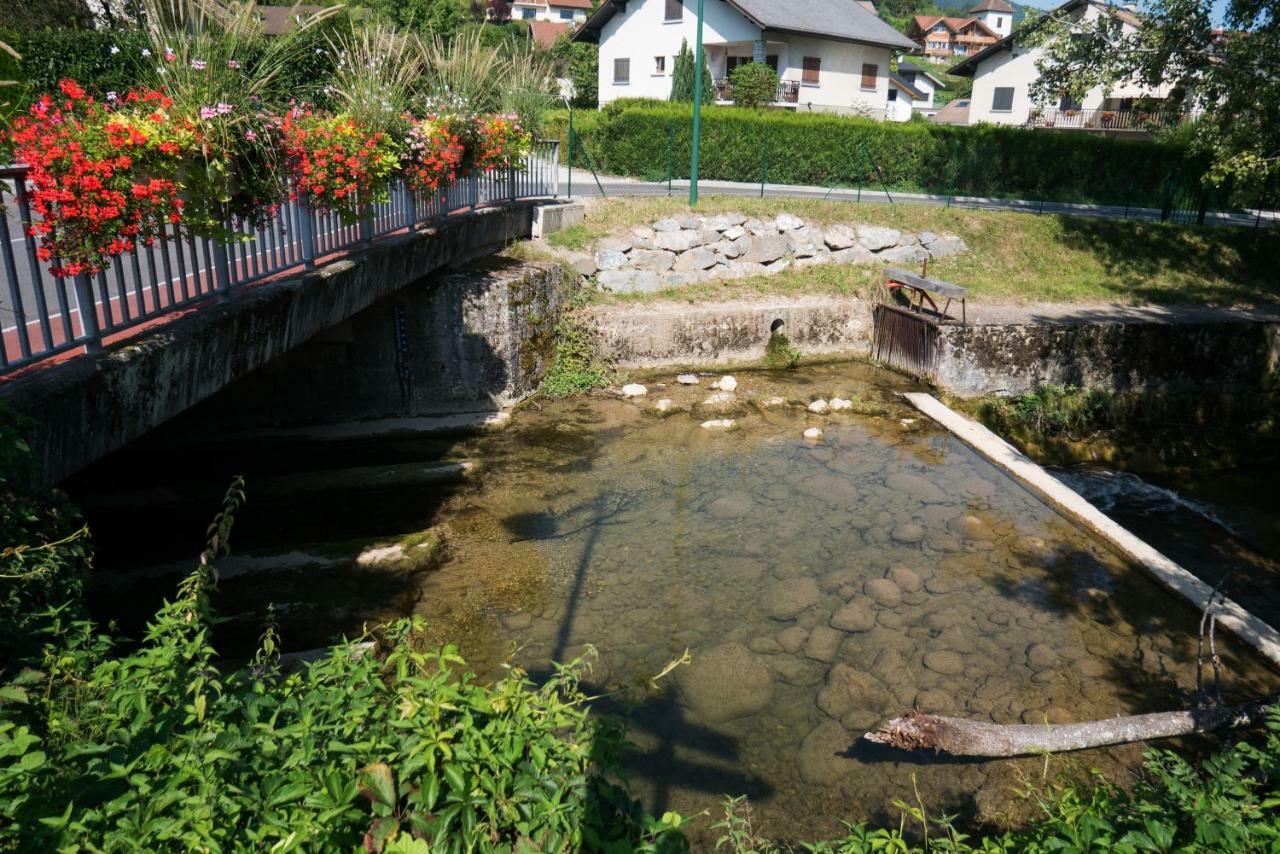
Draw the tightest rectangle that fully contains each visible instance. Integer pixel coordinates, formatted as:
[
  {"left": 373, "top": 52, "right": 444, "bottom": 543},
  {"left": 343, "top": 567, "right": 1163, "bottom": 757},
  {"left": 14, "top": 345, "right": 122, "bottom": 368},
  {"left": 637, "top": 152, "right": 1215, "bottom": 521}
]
[{"left": 872, "top": 303, "right": 940, "bottom": 380}]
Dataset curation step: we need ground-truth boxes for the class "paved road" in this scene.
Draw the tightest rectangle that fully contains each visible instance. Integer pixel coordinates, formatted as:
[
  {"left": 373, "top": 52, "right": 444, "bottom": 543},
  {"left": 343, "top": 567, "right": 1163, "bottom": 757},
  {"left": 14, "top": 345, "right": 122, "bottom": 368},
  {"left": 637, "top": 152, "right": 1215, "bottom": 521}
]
[{"left": 559, "top": 166, "right": 1280, "bottom": 229}]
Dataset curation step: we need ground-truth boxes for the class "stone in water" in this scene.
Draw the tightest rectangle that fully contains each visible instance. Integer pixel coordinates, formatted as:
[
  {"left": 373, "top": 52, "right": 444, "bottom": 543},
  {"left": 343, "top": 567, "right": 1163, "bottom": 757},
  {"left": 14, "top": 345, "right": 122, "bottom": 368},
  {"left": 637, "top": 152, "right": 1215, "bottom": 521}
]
[
  {"left": 701, "top": 419, "right": 735, "bottom": 430},
  {"left": 803, "top": 427, "right": 823, "bottom": 441},
  {"left": 621, "top": 383, "right": 648, "bottom": 398},
  {"left": 829, "top": 397, "right": 854, "bottom": 411},
  {"left": 677, "top": 374, "right": 700, "bottom": 385},
  {"left": 808, "top": 399, "right": 831, "bottom": 414},
  {"left": 712, "top": 375, "right": 738, "bottom": 391}
]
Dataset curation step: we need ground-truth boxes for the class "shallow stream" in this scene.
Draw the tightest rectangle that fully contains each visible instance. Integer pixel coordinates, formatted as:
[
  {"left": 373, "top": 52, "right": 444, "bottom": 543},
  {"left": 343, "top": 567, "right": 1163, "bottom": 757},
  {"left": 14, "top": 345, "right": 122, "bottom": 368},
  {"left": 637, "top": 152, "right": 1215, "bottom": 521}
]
[{"left": 71, "top": 360, "right": 1280, "bottom": 846}]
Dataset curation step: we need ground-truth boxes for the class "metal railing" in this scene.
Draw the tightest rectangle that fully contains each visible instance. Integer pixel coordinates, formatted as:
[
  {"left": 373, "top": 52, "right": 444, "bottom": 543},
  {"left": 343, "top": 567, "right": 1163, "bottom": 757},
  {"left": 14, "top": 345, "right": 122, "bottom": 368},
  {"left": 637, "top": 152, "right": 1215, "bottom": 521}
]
[
  {"left": 714, "top": 78, "right": 801, "bottom": 105},
  {"left": 0, "top": 140, "right": 559, "bottom": 376},
  {"left": 1027, "top": 108, "right": 1197, "bottom": 132}
]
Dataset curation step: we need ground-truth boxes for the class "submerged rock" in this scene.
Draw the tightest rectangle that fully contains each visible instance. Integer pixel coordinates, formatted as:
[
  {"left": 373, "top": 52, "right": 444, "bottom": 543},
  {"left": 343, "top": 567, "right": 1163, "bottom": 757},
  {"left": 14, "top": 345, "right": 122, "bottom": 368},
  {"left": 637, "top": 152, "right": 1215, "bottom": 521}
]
[
  {"left": 620, "top": 383, "right": 648, "bottom": 398},
  {"left": 830, "top": 600, "right": 876, "bottom": 632},
  {"left": 864, "top": 578, "right": 903, "bottom": 608},
  {"left": 808, "top": 399, "right": 831, "bottom": 415},
  {"left": 764, "top": 578, "right": 821, "bottom": 620},
  {"left": 804, "top": 626, "right": 843, "bottom": 662},
  {"left": 804, "top": 427, "right": 824, "bottom": 441},
  {"left": 700, "top": 419, "right": 735, "bottom": 430},
  {"left": 798, "top": 720, "right": 857, "bottom": 784},
  {"left": 777, "top": 625, "right": 809, "bottom": 654},
  {"left": 677, "top": 642, "right": 775, "bottom": 723},
  {"left": 677, "top": 374, "right": 700, "bottom": 385},
  {"left": 711, "top": 375, "right": 738, "bottom": 391},
  {"left": 922, "top": 650, "right": 964, "bottom": 675}
]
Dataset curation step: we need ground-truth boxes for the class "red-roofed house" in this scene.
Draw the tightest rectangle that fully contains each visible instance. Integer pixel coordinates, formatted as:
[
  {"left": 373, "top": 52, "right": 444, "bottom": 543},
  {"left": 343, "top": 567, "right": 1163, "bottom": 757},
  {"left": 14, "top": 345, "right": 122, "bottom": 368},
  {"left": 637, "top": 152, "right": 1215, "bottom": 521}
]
[
  {"left": 907, "top": 10, "right": 1000, "bottom": 58},
  {"left": 511, "top": 0, "right": 593, "bottom": 25},
  {"left": 529, "top": 19, "right": 573, "bottom": 49}
]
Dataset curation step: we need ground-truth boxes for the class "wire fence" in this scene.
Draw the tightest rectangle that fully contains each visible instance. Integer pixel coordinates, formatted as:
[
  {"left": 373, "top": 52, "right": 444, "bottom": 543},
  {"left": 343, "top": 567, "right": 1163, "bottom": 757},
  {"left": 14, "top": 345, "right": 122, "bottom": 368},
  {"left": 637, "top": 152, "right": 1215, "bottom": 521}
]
[{"left": 0, "top": 141, "right": 560, "bottom": 376}]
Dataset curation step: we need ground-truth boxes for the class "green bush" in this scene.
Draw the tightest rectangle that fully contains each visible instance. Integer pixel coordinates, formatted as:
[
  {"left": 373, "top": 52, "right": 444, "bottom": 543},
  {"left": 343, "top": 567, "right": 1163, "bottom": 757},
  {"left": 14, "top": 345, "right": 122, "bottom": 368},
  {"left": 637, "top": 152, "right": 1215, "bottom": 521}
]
[
  {"left": 565, "top": 103, "right": 1203, "bottom": 206},
  {"left": 0, "top": 480, "right": 686, "bottom": 852},
  {"left": 669, "top": 39, "right": 713, "bottom": 105},
  {"left": 729, "top": 62, "right": 779, "bottom": 110}
]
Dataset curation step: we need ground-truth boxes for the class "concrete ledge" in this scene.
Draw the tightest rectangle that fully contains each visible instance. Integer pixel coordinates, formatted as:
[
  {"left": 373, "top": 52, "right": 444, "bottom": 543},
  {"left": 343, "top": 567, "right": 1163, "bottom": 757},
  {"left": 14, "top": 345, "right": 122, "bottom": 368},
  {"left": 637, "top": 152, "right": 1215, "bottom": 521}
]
[
  {"left": 2, "top": 204, "right": 537, "bottom": 488},
  {"left": 902, "top": 392, "right": 1280, "bottom": 670},
  {"left": 587, "top": 295, "right": 873, "bottom": 369}
]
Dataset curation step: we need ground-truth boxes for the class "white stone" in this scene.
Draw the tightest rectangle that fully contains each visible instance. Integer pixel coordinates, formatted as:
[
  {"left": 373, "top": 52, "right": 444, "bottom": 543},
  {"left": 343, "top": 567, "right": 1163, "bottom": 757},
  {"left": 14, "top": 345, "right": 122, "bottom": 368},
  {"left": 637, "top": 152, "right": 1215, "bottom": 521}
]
[
  {"left": 677, "top": 374, "right": 700, "bottom": 385},
  {"left": 742, "top": 235, "right": 788, "bottom": 265},
  {"left": 762, "top": 258, "right": 791, "bottom": 275},
  {"left": 829, "top": 397, "right": 854, "bottom": 411},
  {"left": 629, "top": 248, "right": 677, "bottom": 272},
  {"left": 598, "top": 236, "right": 633, "bottom": 254},
  {"left": 677, "top": 214, "right": 704, "bottom": 230},
  {"left": 880, "top": 244, "right": 929, "bottom": 264},
  {"left": 597, "top": 269, "right": 662, "bottom": 294},
  {"left": 594, "top": 249, "right": 628, "bottom": 271},
  {"left": 722, "top": 225, "right": 747, "bottom": 241},
  {"left": 672, "top": 247, "right": 718, "bottom": 272},
  {"left": 775, "top": 213, "right": 805, "bottom": 231},
  {"left": 824, "top": 224, "right": 857, "bottom": 249},
  {"left": 653, "top": 218, "right": 681, "bottom": 232},
  {"left": 808, "top": 399, "right": 831, "bottom": 414},
  {"left": 856, "top": 224, "right": 901, "bottom": 252},
  {"left": 712, "top": 375, "right": 738, "bottom": 391},
  {"left": 830, "top": 246, "right": 876, "bottom": 265},
  {"left": 701, "top": 419, "right": 735, "bottom": 430},
  {"left": 803, "top": 427, "right": 824, "bottom": 440},
  {"left": 654, "top": 230, "right": 702, "bottom": 252},
  {"left": 787, "top": 226, "right": 824, "bottom": 257},
  {"left": 621, "top": 383, "right": 648, "bottom": 398},
  {"left": 654, "top": 398, "right": 674, "bottom": 413}
]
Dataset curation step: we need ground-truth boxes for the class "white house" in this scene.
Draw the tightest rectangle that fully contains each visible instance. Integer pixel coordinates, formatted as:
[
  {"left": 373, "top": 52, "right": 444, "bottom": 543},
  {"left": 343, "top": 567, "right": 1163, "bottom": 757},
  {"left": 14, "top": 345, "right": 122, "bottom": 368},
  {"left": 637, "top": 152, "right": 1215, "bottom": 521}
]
[
  {"left": 895, "top": 60, "right": 947, "bottom": 108},
  {"left": 968, "top": 0, "right": 1013, "bottom": 39},
  {"left": 574, "top": 0, "right": 919, "bottom": 118},
  {"left": 886, "top": 73, "right": 927, "bottom": 120},
  {"left": 950, "top": 0, "right": 1176, "bottom": 128},
  {"left": 511, "top": 0, "right": 593, "bottom": 25}
]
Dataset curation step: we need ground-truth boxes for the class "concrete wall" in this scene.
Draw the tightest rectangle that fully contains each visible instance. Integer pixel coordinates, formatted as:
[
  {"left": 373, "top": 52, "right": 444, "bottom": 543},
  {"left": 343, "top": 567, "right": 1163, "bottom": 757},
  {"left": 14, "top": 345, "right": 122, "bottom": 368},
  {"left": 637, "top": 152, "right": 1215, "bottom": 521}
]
[
  {"left": 1, "top": 204, "right": 559, "bottom": 488},
  {"left": 587, "top": 295, "right": 874, "bottom": 368},
  {"left": 198, "top": 260, "right": 564, "bottom": 429},
  {"left": 936, "top": 318, "right": 1280, "bottom": 398}
]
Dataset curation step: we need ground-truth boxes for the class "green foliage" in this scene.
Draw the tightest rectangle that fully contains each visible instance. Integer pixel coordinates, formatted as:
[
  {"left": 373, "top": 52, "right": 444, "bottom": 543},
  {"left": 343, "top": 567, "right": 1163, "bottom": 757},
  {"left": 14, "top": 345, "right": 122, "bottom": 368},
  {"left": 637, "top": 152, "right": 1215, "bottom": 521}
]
[
  {"left": 540, "top": 293, "right": 617, "bottom": 399},
  {"left": 670, "top": 39, "right": 714, "bottom": 105},
  {"left": 729, "top": 62, "right": 779, "bottom": 110},
  {"left": 349, "top": 0, "right": 472, "bottom": 39},
  {"left": 762, "top": 332, "right": 802, "bottom": 370},
  {"left": 549, "top": 35, "right": 598, "bottom": 109},
  {"left": 978, "top": 384, "right": 1118, "bottom": 439},
  {"left": 0, "top": 480, "right": 688, "bottom": 852},
  {"left": 571, "top": 102, "right": 1202, "bottom": 206}
]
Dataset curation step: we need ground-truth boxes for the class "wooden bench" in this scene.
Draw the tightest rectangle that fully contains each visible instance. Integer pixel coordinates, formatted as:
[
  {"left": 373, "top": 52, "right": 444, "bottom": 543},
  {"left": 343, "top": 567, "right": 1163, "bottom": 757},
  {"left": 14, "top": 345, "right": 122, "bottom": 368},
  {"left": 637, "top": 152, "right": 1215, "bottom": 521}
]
[{"left": 883, "top": 267, "right": 968, "bottom": 325}]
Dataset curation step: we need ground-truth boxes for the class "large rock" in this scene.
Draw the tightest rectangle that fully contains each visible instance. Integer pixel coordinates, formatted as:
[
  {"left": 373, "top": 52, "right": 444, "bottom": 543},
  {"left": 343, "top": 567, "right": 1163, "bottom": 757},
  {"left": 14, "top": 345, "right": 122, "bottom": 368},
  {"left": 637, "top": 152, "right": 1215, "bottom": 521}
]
[
  {"left": 884, "top": 472, "right": 948, "bottom": 503},
  {"left": 705, "top": 215, "right": 737, "bottom": 232},
  {"left": 673, "top": 247, "right": 718, "bottom": 272},
  {"left": 831, "top": 246, "right": 876, "bottom": 265},
  {"left": 629, "top": 248, "right": 677, "bottom": 272},
  {"left": 598, "top": 236, "right": 633, "bottom": 254},
  {"left": 568, "top": 254, "right": 597, "bottom": 277},
  {"left": 597, "top": 269, "right": 661, "bottom": 294},
  {"left": 924, "top": 233, "right": 967, "bottom": 259},
  {"left": 816, "top": 662, "right": 894, "bottom": 724},
  {"left": 594, "top": 249, "right": 628, "bottom": 271},
  {"left": 797, "top": 720, "right": 856, "bottom": 784},
  {"left": 742, "top": 235, "right": 788, "bottom": 265},
  {"left": 677, "top": 642, "right": 775, "bottom": 723},
  {"left": 857, "top": 225, "right": 901, "bottom": 251},
  {"left": 922, "top": 650, "right": 964, "bottom": 675},
  {"left": 777, "top": 625, "right": 809, "bottom": 654},
  {"left": 886, "top": 565, "right": 923, "bottom": 593},
  {"left": 676, "top": 214, "right": 704, "bottom": 230},
  {"left": 653, "top": 218, "right": 682, "bottom": 232},
  {"left": 830, "top": 599, "right": 876, "bottom": 633},
  {"left": 744, "top": 218, "right": 775, "bottom": 236},
  {"left": 775, "top": 213, "right": 805, "bottom": 231},
  {"left": 864, "top": 577, "right": 903, "bottom": 608},
  {"left": 824, "top": 224, "right": 857, "bottom": 249},
  {"left": 787, "top": 226, "right": 825, "bottom": 258},
  {"left": 654, "top": 229, "right": 702, "bottom": 252},
  {"left": 722, "top": 225, "right": 747, "bottom": 241},
  {"left": 764, "top": 577, "right": 821, "bottom": 620},
  {"left": 706, "top": 239, "right": 741, "bottom": 259},
  {"left": 880, "top": 244, "right": 929, "bottom": 264},
  {"left": 725, "top": 261, "right": 767, "bottom": 279},
  {"left": 795, "top": 252, "right": 832, "bottom": 270},
  {"left": 804, "top": 626, "right": 843, "bottom": 662}
]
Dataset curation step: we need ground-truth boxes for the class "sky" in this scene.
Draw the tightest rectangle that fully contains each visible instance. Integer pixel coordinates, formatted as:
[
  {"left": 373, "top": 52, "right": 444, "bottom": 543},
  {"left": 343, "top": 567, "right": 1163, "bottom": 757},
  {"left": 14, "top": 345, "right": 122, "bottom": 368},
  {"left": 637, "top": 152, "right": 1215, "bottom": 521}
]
[{"left": 1015, "top": 0, "right": 1232, "bottom": 24}]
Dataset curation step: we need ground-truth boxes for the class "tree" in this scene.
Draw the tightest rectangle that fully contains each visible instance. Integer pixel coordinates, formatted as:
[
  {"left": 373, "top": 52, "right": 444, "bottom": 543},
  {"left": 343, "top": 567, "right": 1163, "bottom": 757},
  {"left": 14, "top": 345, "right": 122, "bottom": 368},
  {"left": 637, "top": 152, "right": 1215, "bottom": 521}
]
[
  {"left": 729, "top": 61, "right": 779, "bottom": 109},
  {"left": 669, "top": 38, "right": 714, "bottom": 103},
  {"left": 486, "top": 0, "right": 513, "bottom": 22},
  {"left": 351, "top": 0, "right": 471, "bottom": 39},
  {"left": 550, "top": 35, "right": 598, "bottom": 108},
  {"left": 1028, "top": 0, "right": 1279, "bottom": 197}
]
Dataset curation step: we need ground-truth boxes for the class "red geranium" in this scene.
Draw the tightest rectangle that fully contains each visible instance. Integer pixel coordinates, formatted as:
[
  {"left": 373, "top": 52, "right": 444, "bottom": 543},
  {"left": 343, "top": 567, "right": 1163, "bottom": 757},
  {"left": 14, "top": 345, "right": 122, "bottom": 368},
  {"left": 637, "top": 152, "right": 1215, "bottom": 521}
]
[
  {"left": 279, "top": 107, "right": 402, "bottom": 221},
  {"left": 3, "top": 80, "right": 185, "bottom": 277}
]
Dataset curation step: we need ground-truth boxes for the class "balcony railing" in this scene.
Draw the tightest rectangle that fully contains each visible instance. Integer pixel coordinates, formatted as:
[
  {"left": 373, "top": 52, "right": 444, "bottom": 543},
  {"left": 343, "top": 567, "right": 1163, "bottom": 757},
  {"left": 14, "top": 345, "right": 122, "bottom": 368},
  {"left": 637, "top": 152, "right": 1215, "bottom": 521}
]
[
  {"left": 1027, "top": 108, "right": 1197, "bottom": 132},
  {"left": 0, "top": 141, "right": 560, "bottom": 376},
  {"left": 714, "top": 78, "right": 801, "bottom": 104}
]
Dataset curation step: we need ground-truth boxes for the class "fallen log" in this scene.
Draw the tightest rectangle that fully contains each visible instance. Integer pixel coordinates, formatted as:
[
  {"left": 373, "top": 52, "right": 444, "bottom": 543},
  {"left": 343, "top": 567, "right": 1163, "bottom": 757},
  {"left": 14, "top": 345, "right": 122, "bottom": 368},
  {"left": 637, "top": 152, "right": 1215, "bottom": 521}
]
[{"left": 864, "top": 700, "right": 1275, "bottom": 758}]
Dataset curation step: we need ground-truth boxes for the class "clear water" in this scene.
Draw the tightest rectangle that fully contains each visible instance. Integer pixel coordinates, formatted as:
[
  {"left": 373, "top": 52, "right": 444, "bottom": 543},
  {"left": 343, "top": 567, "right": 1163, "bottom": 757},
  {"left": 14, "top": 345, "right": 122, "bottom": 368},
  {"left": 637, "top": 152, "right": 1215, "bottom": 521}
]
[{"left": 74, "top": 361, "right": 1280, "bottom": 846}]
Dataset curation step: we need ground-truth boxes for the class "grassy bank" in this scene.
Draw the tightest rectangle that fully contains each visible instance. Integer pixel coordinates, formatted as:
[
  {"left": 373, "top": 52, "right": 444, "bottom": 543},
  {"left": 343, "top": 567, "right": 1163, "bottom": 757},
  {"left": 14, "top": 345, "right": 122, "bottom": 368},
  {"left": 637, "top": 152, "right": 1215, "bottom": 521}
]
[{"left": 534, "top": 197, "right": 1280, "bottom": 306}]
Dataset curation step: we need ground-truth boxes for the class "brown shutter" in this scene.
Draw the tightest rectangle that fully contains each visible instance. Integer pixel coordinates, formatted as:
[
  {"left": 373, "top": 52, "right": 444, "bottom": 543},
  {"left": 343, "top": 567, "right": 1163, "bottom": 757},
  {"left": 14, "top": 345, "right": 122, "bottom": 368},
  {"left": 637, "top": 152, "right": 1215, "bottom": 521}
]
[
  {"left": 861, "top": 63, "right": 878, "bottom": 90},
  {"left": 802, "top": 56, "right": 821, "bottom": 85},
  {"left": 665, "top": 0, "right": 683, "bottom": 20}
]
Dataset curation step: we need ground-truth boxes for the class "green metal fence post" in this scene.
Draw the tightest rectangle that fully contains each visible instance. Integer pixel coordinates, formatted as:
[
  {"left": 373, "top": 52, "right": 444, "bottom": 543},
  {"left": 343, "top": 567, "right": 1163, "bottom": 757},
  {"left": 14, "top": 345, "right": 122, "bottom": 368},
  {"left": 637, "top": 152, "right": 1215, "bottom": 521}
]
[
  {"left": 759, "top": 126, "right": 769, "bottom": 199},
  {"left": 667, "top": 124, "right": 675, "bottom": 196},
  {"left": 567, "top": 106, "right": 574, "bottom": 198},
  {"left": 689, "top": 0, "right": 706, "bottom": 207}
]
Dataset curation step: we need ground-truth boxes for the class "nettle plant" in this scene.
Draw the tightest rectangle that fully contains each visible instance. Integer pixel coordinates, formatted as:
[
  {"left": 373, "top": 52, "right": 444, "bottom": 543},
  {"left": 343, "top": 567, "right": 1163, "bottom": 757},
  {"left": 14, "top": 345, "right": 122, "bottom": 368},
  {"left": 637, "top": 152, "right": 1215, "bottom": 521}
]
[{"left": 0, "top": 479, "right": 688, "bottom": 852}]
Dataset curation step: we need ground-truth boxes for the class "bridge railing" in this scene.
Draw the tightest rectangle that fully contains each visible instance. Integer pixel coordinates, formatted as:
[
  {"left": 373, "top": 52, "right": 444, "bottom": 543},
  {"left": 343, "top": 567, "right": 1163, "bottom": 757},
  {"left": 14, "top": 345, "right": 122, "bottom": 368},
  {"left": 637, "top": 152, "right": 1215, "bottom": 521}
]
[{"left": 0, "top": 140, "right": 560, "bottom": 376}]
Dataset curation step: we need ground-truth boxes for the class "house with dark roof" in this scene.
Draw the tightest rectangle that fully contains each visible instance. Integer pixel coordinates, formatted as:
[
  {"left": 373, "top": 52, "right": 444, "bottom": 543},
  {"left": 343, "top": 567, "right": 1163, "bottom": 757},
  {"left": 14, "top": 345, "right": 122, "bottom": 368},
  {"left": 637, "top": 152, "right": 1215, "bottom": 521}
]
[
  {"left": 573, "top": 0, "right": 918, "bottom": 118},
  {"left": 948, "top": 0, "right": 1180, "bottom": 130},
  {"left": 895, "top": 61, "right": 947, "bottom": 108}
]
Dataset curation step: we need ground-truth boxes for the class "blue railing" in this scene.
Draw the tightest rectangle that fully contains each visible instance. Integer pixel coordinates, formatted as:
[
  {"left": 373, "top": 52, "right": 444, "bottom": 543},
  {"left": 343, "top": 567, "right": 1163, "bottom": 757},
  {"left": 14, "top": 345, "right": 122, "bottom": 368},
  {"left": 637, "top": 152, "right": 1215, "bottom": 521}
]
[{"left": 0, "top": 140, "right": 559, "bottom": 376}]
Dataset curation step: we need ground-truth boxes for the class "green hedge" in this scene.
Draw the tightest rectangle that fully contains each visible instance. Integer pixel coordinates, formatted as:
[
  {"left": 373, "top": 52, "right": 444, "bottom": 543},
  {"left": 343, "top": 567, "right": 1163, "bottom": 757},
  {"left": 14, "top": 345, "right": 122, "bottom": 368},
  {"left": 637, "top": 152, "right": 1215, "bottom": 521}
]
[{"left": 553, "top": 102, "right": 1206, "bottom": 206}]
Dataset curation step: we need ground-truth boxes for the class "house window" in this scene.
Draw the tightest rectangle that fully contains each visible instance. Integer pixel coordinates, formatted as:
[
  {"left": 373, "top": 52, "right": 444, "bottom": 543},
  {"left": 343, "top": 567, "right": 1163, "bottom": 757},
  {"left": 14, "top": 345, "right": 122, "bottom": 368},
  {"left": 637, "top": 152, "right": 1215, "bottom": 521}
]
[
  {"left": 521, "top": 7, "right": 536, "bottom": 19},
  {"left": 559, "top": 8, "right": 573, "bottom": 19},
  {"left": 654, "top": 55, "right": 666, "bottom": 74},
  {"left": 665, "top": 0, "right": 682, "bottom": 21},
  {"left": 860, "top": 62, "right": 878, "bottom": 91},
  {"left": 614, "top": 58, "right": 630, "bottom": 85},
  {"left": 888, "top": 89, "right": 898, "bottom": 102},
  {"left": 996, "top": 16, "right": 1004, "bottom": 27},
  {"left": 802, "top": 56, "right": 821, "bottom": 85},
  {"left": 992, "top": 86, "right": 1015, "bottom": 111}
]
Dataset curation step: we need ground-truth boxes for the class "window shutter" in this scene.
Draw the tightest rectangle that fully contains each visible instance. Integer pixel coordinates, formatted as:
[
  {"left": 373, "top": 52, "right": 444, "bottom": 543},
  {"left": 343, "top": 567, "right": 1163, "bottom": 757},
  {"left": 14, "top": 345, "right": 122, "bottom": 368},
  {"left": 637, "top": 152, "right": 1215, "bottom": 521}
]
[
  {"left": 860, "top": 63, "right": 878, "bottom": 90},
  {"left": 614, "top": 58, "right": 630, "bottom": 84},
  {"left": 992, "top": 86, "right": 1014, "bottom": 111},
  {"left": 802, "top": 56, "right": 821, "bottom": 84},
  {"left": 665, "top": 0, "right": 683, "bottom": 20}
]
